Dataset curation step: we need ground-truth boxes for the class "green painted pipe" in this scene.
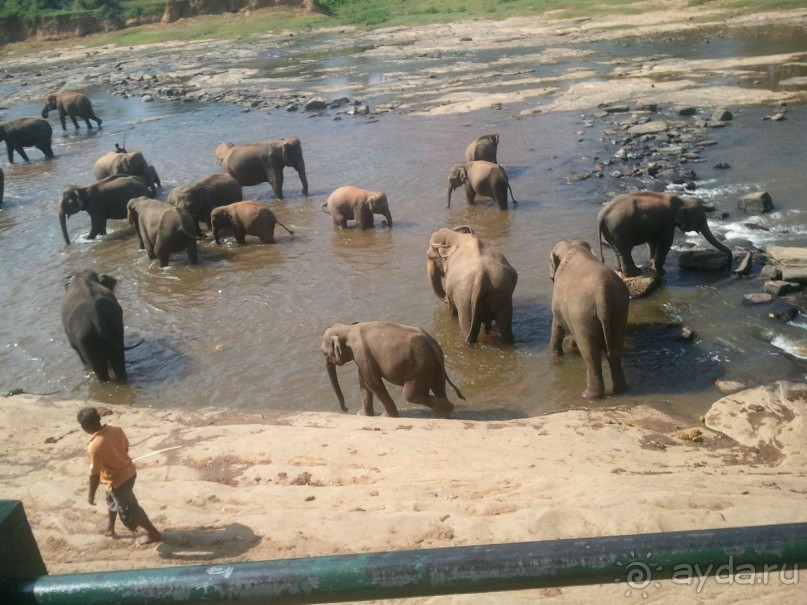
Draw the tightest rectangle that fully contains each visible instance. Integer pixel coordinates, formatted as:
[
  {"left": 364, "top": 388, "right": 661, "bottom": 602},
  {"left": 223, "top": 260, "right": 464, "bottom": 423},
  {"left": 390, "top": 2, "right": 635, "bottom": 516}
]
[{"left": 6, "top": 523, "right": 807, "bottom": 604}]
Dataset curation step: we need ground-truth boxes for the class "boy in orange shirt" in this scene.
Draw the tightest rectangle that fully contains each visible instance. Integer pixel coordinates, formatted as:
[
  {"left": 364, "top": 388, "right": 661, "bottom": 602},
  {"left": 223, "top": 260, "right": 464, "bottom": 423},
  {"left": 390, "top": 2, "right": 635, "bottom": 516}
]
[{"left": 77, "top": 407, "right": 162, "bottom": 544}]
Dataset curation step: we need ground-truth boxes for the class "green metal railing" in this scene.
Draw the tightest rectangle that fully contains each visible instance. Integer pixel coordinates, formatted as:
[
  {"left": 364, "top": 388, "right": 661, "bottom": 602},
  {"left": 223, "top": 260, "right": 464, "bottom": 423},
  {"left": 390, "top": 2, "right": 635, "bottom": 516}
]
[{"left": 3, "top": 499, "right": 806, "bottom": 604}]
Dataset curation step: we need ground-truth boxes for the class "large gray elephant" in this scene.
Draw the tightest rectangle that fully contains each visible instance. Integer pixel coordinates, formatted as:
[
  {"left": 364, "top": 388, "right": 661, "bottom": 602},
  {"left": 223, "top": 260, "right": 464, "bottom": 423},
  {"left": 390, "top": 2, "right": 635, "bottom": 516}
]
[
  {"left": 597, "top": 191, "right": 733, "bottom": 277},
  {"left": 215, "top": 136, "right": 308, "bottom": 200},
  {"left": 211, "top": 200, "right": 294, "bottom": 245},
  {"left": 61, "top": 270, "right": 128, "bottom": 383},
  {"left": 0, "top": 117, "right": 54, "bottom": 163},
  {"left": 168, "top": 173, "right": 243, "bottom": 236},
  {"left": 321, "top": 321, "right": 465, "bottom": 418},
  {"left": 464, "top": 133, "right": 499, "bottom": 163},
  {"left": 127, "top": 197, "right": 199, "bottom": 267},
  {"left": 427, "top": 226, "right": 518, "bottom": 344},
  {"left": 549, "top": 239, "right": 630, "bottom": 399},
  {"left": 42, "top": 91, "right": 102, "bottom": 130},
  {"left": 321, "top": 185, "right": 392, "bottom": 229},
  {"left": 59, "top": 175, "right": 152, "bottom": 245},
  {"left": 447, "top": 160, "right": 517, "bottom": 210},
  {"left": 93, "top": 151, "right": 158, "bottom": 196}
]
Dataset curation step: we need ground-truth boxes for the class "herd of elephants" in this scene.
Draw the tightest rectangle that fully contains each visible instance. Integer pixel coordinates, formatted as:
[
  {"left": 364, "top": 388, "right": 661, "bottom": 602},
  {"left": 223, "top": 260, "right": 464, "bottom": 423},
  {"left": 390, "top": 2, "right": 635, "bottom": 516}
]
[{"left": 0, "top": 90, "right": 736, "bottom": 418}]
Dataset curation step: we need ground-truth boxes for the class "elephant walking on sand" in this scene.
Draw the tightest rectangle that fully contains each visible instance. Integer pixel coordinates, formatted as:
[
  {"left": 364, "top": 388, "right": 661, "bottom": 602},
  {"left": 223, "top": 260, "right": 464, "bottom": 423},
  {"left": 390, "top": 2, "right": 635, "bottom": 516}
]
[
  {"left": 62, "top": 270, "right": 129, "bottom": 383},
  {"left": 447, "top": 160, "right": 517, "bottom": 210},
  {"left": 321, "top": 185, "right": 392, "bottom": 229},
  {"left": 550, "top": 239, "right": 630, "bottom": 399},
  {"left": 59, "top": 175, "right": 152, "bottom": 245},
  {"left": 215, "top": 136, "right": 308, "bottom": 200},
  {"left": 42, "top": 92, "right": 102, "bottom": 130},
  {"left": 94, "top": 151, "right": 158, "bottom": 196},
  {"left": 322, "top": 321, "right": 465, "bottom": 419},
  {"left": 0, "top": 117, "right": 54, "bottom": 163},
  {"left": 428, "top": 226, "right": 517, "bottom": 344},
  {"left": 464, "top": 133, "right": 499, "bottom": 163},
  {"left": 211, "top": 201, "right": 294, "bottom": 244},
  {"left": 127, "top": 197, "right": 199, "bottom": 267},
  {"left": 597, "top": 191, "right": 733, "bottom": 277}
]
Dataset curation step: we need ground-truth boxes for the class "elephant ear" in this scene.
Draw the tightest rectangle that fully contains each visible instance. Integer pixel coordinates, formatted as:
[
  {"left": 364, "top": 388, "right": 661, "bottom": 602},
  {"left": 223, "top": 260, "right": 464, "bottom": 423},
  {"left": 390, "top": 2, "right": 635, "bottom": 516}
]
[
  {"left": 674, "top": 203, "right": 702, "bottom": 233},
  {"left": 330, "top": 335, "right": 343, "bottom": 362},
  {"left": 99, "top": 275, "right": 118, "bottom": 291},
  {"left": 453, "top": 225, "right": 476, "bottom": 236},
  {"left": 432, "top": 242, "right": 458, "bottom": 260}
]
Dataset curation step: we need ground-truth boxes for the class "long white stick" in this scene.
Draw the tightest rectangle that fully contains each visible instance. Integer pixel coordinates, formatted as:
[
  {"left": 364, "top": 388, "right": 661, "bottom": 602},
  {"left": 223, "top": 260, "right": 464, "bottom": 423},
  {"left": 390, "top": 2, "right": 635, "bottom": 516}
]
[{"left": 132, "top": 445, "right": 183, "bottom": 462}]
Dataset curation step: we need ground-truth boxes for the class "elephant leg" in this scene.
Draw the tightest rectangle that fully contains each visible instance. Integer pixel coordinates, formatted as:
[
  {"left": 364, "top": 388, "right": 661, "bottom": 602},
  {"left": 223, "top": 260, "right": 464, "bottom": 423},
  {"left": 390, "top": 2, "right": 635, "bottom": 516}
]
[
  {"left": 494, "top": 303, "right": 515, "bottom": 343},
  {"left": 361, "top": 372, "right": 399, "bottom": 417},
  {"left": 616, "top": 248, "right": 642, "bottom": 277},
  {"left": 549, "top": 316, "right": 566, "bottom": 360},
  {"left": 464, "top": 182, "right": 476, "bottom": 205},
  {"left": 357, "top": 371, "right": 375, "bottom": 416},
  {"left": 456, "top": 299, "right": 475, "bottom": 344},
  {"left": 70, "top": 116, "right": 81, "bottom": 130},
  {"left": 83, "top": 117, "right": 93, "bottom": 129},
  {"left": 650, "top": 236, "right": 672, "bottom": 276},
  {"left": 271, "top": 169, "right": 284, "bottom": 200},
  {"left": 110, "top": 349, "right": 127, "bottom": 383},
  {"left": 403, "top": 379, "right": 454, "bottom": 419},
  {"left": 579, "top": 343, "right": 605, "bottom": 399},
  {"left": 86, "top": 350, "right": 112, "bottom": 383},
  {"left": 60, "top": 116, "right": 68, "bottom": 130},
  {"left": 494, "top": 184, "right": 508, "bottom": 210},
  {"left": 87, "top": 216, "right": 105, "bottom": 240},
  {"left": 38, "top": 142, "right": 54, "bottom": 159},
  {"left": 607, "top": 352, "right": 627, "bottom": 395},
  {"left": 233, "top": 225, "right": 247, "bottom": 245},
  {"left": 186, "top": 241, "right": 198, "bottom": 265},
  {"left": 5, "top": 143, "right": 14, "bottom": 163},
  {"left": 14, "top": 146, "right": 30, "bottom": 162}
]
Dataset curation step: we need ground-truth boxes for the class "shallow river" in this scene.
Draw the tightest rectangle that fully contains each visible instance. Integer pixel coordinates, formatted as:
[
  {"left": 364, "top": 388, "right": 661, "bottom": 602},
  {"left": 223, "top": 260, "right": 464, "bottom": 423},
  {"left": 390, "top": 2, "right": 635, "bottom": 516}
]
[{"left": 1, "top": 26, "right": 806, "bottom": 420}]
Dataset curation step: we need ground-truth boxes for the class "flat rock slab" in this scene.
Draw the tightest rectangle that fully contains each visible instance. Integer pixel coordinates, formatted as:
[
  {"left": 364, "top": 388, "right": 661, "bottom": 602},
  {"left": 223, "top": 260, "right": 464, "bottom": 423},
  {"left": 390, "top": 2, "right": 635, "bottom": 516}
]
[
  {"left": 678, "top": 249, "right": 732, "bottom": 271},
  {"left": 621, "top": 274, "right": 660, "bottom": 299},
  {"left": 628, "top": 120, "right": 668, "bottom": 135}
]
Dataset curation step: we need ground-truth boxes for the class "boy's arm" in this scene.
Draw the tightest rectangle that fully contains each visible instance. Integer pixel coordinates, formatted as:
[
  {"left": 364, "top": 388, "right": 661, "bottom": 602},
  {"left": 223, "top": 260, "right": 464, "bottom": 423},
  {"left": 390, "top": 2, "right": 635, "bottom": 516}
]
[{"left": 87, "top": 474, "right": 100, "bottom": 505}]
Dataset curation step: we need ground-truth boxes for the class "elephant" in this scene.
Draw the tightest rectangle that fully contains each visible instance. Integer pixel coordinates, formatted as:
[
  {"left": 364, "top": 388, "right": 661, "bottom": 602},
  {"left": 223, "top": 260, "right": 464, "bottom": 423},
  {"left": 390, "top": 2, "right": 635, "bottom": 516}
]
[
  {"left": 61, "top": 270, "right": 128, "bottom": 383},
  {"left": 42, "top": 91, "right": 102, "bottom": 130},
  {"left": 427, "top": 226, "right": 518, "bottom": 344},
  {"left": 59, "top": 175, "right": 152, "bottom": 245},
  {"left": 93, "top": 151, "right": 158, "bottom": 196},
  {"left": 0, "top": 117, "right": 54, "bottom": 163},
  {"left": 549, "top": 239, "right": 630, "bottom": 399},
  {"left": 447, "top": 161, "right": 518, "bottom": 210},
  {"left": 464, "top": 132, "right": 499, "bottom": 163},
  {"left": 215, "top": 136, "right": 308, "bottom": 200},
  {"left": 211, "top": 200, "right": 294, "bottom": 245},
  {"left": 321, "top": 185, "right": 392, "bottom": 229},
  {"left": 321, "top": 321, "right": 465, "bottom": 419},
  {"left": 168, "top": 173, "right": 243, "bottom": 236},
  {"left": 127, "top": 197, "right": 199, "bottom": 267},
  {"left": 597, "top": 191, "right": 733, "bottom": 277}
]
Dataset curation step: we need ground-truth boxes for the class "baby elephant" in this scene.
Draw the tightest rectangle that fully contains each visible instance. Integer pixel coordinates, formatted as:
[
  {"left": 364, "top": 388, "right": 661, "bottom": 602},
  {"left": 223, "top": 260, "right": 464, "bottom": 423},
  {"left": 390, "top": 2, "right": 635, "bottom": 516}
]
[
  {"left": 447, "top": 161, "right": 517, "bottom": 210},
  {"left": 321, "top": 321, "right": 465, "bottom": 419},
  {"left": 61, "top": 270, "right": 128, "bottom": 383},
  {"left": 322, "top": 185, "right": 392, "bottom": 229},
  {"left": 464, "top": 133, "right": 499, "bottom": 163},
  {"left": 211, "top": 201, "right": 294, "bottom": 244},
  {"left": 127, "top": 197, "right": 199, "bottom": 267},
  {"left": 549, "top": 240, "right": 630, "bottom": 399}
]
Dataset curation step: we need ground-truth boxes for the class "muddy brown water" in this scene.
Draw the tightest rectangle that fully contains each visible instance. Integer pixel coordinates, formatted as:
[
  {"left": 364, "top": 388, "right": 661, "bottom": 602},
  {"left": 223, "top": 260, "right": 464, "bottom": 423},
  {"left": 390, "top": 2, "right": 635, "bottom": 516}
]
[{"left": 1, "top": 28, "right": 806, "bottom": 420}]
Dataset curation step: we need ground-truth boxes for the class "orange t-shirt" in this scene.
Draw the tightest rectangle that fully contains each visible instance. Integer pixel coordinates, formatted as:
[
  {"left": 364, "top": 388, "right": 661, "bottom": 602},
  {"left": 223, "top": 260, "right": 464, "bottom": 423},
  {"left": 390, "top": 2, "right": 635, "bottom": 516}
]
[{"left": 86, "top": 425, "right": 137, "bottom": 490}]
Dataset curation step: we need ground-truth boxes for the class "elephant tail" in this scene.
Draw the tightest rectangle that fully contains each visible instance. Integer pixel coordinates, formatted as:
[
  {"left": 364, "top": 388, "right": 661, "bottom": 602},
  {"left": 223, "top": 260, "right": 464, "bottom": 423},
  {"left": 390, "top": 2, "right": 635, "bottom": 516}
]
[
  {"left": 321, "top": 201, "right": 330, "bottom": 213},
  {"left": 124, "top": 339, "right": 145, "bottom": 351},
  {"left": 446, "top": 373, "right": 466, "bottom": 401},
  {"left": 597, "top": 219, "right": 608, "bottom": 263},
  {"left": 277, "top": 220, "right": 295, "bottom": 237},
  {"left": 507, "top": 183, "right": 518, "bottom": 207}
]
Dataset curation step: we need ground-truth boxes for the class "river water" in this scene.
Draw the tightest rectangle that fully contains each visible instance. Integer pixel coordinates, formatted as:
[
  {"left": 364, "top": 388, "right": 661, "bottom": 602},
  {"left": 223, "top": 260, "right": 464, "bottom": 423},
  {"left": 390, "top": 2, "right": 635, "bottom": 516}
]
[{"left": 1, "top": 23, "right": 806, "bottom": 420}]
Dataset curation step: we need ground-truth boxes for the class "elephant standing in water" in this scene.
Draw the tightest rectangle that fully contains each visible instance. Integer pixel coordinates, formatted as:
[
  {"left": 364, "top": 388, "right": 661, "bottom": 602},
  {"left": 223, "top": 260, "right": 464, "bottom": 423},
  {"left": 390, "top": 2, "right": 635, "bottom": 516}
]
[
  {"left": 168, "top": 173, "right": 243, "bottom": 236},
  {"left": 321, "top": 321, "right": 464, "bottom": 419},
  {"left": 447, "top": 161, "right": 517, "bottom": 210},
  {"left": 597, "top": 191, "right": 733, "bottom": 277},
  {"left": 427, "top": 226, "right": 517, "bottom": 344},
  {"left": 0, "top": 117, "right": 54, "bottom": 163},
  {"left": 42, "top": 91, "right": 102, "bottom": 130},
  {"left": 321, "top": 185, "right": 392, "bottom": 229},
  {"left": 59, "top": 175, "right": 152, "bottom": 245},
  {"left": 127, "top": 197, "right": 199, "bottom": 267},
  {"left": 61, "top": 270, "right": 129, "bottom": 383},
  {"left": 94, "top": 151, "right": 159, "bottom": 196},
  {"left": 211, "top": 201, "right": 294, "bottom": 244},
  {"left": 464, "top": 133, "right": 499, "bottom": 163},
  {"left": 549, "top": 239, "right": 630, "bottom": 399},
  {"left": 215, "top": 136, "right": 308, "bottom": 200}
]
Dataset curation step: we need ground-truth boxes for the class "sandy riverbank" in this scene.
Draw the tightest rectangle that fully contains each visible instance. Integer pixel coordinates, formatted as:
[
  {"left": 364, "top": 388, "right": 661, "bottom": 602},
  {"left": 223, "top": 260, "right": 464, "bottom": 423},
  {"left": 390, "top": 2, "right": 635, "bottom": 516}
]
[{"left": 2, "top": 382, "right": 806, "bottom": 603}]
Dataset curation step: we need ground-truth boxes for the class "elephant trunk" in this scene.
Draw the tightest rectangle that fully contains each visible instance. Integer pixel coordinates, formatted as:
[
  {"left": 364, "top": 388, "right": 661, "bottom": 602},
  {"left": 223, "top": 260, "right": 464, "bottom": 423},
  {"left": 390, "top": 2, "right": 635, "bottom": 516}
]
[
  {"left": 699, "top": 223, "right": 733, "bottom": 260},
  {"left": 382, "top": 208, "right": 392, "bottom": 228},
  {"left": 41, "top": 105, "right": 49, "bottom": 119},
  {"left": 295, "top": 158, "right": 309, "bottom": 196},
  {"left": 326, "top": 361, "right": 348, "bottom": 412},
  {"left": 428, "top": 258, "right": 448, "bottom": 302},
  {"left": 59, "top": 207, "right": 71, "bottom": 245},
  {"left": 447, "top": 185, "right": 455, "bottom": 208}
]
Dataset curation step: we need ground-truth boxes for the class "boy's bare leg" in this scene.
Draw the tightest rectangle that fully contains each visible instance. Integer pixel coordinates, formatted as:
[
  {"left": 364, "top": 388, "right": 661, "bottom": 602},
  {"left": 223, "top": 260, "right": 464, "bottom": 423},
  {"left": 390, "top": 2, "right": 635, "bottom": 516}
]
[{"left": 104, "top": 511, "right": 117, "bottom": 537}]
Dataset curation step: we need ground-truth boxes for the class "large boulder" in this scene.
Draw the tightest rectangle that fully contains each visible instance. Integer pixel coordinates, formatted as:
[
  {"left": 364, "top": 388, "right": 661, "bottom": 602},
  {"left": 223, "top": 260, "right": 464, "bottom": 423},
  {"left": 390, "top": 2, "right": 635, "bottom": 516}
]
[
  {"left": 678, "top": 249, "right": 732, "bottom": 271},
  {"left": 766, "top": 246, "right": 807, "bottom": 283},
  {"left": 738, "top": 191, "right": 773, "bottom": 214}
]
